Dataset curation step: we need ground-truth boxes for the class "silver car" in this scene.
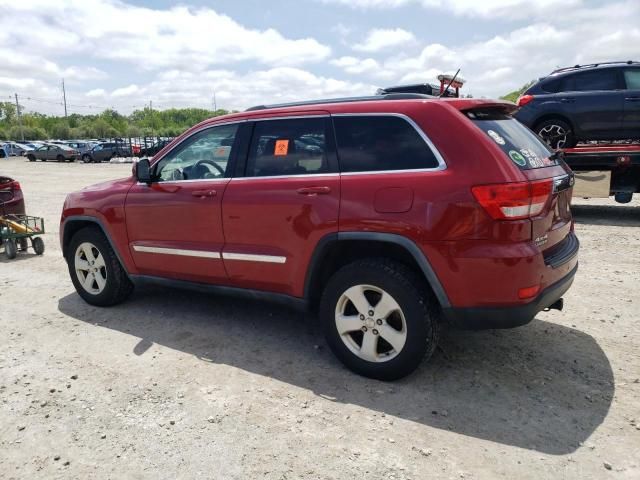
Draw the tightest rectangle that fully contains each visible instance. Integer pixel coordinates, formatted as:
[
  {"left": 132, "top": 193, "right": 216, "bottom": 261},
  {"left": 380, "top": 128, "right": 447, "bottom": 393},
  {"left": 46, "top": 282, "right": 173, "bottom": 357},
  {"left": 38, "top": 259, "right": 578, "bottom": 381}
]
[{"left": 2, "top": 142, "right": 33, "bottom": 156}]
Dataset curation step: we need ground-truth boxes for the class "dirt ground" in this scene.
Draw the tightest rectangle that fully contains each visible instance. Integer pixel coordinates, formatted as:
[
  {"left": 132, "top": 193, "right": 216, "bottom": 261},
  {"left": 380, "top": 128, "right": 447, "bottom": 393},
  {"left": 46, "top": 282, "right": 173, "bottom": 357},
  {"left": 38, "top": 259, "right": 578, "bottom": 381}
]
[{"left": 1, "top": 156, "right": 639, "bottom": 479}]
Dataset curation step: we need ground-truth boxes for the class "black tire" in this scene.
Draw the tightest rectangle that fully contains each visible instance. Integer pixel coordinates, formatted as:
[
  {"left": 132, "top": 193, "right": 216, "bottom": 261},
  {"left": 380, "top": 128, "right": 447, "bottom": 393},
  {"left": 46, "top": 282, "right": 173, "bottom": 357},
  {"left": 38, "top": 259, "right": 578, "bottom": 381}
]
[
  {"left": 27, "top": 154, "right": 36, "bottom": 162},
  {"left": 534, "top": 118, "right": 576, "bottom": 149},
  {"left": 56, "top": 154, "right": 65, "bottom": 162},
  {"left": 82, "top": 154, "right": 92, "bottom": 163},
  {"left": 320, "top": 258, "right": 439, "bottom": 381},
  {"left": 32, "top": 237, "right": 45, "bottom": 255},
  {"left": 67, "top": 226, "right": 134, "bottom": 306},
  {"left": 4, "top": 239, "right": 17, "bottom": 260},
  {"left": 18, "top": 238, "right": 29, "bottom": 251}
]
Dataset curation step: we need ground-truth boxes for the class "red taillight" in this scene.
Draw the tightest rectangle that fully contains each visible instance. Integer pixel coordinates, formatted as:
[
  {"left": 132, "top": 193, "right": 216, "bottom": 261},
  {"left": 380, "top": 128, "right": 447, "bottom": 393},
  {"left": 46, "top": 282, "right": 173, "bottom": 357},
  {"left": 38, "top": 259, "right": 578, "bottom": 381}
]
[
  {"left": 472, "top": 179, "right": 553, "bottom": 220},
  {"left": 10, "top": 181, "right": 21, "bottom": 191},
  {"left": 517, "top": 94, "right": 534, "bottom": 107}
]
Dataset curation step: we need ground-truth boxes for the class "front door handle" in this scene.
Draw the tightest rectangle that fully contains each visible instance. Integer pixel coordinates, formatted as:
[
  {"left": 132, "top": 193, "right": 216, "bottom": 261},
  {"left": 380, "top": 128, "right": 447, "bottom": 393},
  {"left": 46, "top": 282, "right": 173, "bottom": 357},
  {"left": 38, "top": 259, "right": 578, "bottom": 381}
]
[
  {"left": 625, "top": 96, "right": 640, "bottom": 102},
  {"left": 560, "top": 97, "right": 575, "bottom": 103},
  {"left": 192, "top": 189, "right": 217, "bottom": 198},
  {"left": 297, "top": 186, "right": 331, "bottom": 195}
]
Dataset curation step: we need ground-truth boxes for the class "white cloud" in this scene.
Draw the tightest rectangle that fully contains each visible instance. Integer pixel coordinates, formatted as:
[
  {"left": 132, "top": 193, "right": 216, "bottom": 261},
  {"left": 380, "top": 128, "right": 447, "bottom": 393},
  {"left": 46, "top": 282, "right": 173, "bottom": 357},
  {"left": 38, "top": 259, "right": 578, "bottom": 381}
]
[
  {"left": 0, "top": 0, "right": 331, "bottom": 70},
  {"left": 373, "top": 1, "right": 640, "bottom": 97},
  {"left": 332, "top": 56, "right": 380, "bottom": 75},
  {"left": 353, "top": 28, "right": 416, "bottom": 52},
  {"left": 322, "top": 0, "right": 583, "bottom": 19},
  {"left": 111, "top": 84, "right": 142, "bottom": 98},
  {"left": 86, "top": 89, "right": 106, "bottom": 97},
  {"left": 144, "top": 68, "right": 376, "bottom": 112}
]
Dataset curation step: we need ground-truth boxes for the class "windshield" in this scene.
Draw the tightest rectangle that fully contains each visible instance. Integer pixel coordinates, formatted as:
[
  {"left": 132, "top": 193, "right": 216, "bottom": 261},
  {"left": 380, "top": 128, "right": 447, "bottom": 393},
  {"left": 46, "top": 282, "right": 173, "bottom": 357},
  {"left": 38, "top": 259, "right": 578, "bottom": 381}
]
[{"left": 468, "top": 110, "right": 558, "bottom": 169}]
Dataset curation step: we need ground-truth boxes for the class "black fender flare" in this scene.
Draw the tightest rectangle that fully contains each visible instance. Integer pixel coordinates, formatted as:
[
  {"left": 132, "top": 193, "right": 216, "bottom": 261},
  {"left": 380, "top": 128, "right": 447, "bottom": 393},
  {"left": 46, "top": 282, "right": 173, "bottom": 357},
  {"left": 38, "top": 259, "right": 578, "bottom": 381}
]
[
  {"left": 61, "top": 216, "right": 130, "bottom": 278},
  {"left": 303, "top": 232, "right": 451, "bottom": 308}
]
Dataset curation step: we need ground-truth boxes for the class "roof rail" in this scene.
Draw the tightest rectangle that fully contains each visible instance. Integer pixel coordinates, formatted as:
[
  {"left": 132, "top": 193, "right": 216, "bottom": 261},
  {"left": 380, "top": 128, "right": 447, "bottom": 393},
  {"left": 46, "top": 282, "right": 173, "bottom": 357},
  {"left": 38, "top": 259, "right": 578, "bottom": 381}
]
[
  {"left": 245, "top": 93, "right": 433, "bottom": 112},
  {"left": 551, "top": 60, "right": 638, "bottom": 75}
]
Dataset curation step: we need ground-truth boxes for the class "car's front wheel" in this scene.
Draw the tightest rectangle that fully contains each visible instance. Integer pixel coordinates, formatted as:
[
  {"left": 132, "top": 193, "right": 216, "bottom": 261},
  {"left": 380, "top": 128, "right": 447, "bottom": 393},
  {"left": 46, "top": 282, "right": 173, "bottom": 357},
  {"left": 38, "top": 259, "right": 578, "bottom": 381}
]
[
  {"left": 320, "top": 259, "right": 439, "bottom": 380},
  {"left": 67, "top": 227, "right": 134, "bottom": 306},
  {"left": 535, "top": 118, "right": 576, "bottom": 149},
  {"left": 27, "top": 154, "right": 36, "bottom": 162}
]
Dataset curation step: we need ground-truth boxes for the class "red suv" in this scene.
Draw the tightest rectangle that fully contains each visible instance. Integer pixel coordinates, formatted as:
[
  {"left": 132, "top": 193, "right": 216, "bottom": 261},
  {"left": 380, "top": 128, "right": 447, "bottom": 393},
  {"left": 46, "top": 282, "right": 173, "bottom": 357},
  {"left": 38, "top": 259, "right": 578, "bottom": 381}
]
[{"left": 60, "top": 95, "right": 579, "bottom": 380}]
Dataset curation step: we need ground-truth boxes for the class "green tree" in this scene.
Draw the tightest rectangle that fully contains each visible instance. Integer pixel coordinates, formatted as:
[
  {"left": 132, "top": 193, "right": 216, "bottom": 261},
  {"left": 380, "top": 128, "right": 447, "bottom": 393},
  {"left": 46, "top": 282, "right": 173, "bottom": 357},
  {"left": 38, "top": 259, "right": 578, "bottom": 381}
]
[
  {"left": 50, "top": 122, "right": 71, "bottom": 139},
  {"left": 501, "top": 80, "right": 535, "bottom": 103}
]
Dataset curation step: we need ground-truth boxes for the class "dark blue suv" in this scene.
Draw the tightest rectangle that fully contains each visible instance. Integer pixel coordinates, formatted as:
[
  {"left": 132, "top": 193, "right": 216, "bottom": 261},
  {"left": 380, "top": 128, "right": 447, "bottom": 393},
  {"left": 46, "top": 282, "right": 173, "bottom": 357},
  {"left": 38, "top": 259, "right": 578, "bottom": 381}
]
[{"left": 514, "top": 61, "right": 640, "bottom": 148}]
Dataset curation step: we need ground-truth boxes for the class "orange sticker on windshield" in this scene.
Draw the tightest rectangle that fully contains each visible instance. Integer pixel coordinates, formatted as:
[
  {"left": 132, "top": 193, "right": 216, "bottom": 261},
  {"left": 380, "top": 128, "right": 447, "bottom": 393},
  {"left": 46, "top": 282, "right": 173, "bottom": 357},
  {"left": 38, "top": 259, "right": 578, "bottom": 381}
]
[{"left": 274, "top": 139, "right": 289, "bottom": 156}]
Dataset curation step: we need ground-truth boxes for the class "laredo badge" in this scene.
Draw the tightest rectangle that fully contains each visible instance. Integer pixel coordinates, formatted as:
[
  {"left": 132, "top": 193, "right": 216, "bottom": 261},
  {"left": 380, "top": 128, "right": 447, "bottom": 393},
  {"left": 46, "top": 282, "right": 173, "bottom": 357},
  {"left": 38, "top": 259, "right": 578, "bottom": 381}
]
[{"left": 509, "top": 150, "right": 527, "bottom": 166}]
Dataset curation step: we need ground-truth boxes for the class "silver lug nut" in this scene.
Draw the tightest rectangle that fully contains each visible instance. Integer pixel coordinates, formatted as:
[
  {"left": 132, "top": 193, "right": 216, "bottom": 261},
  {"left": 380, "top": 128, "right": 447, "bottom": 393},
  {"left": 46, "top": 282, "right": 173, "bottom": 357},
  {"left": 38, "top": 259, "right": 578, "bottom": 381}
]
[
  {"left": 376, "top": 319, "right": 383, "bottom": 325},
  {"left": 368, "top": 310, "right": 374, "bottom": 316},
  {"left": 359, "top": 314, "right": 365, "bottom": 320},
  {"left": 372, "top": 329, "right": 379, "bottom": 335},
  {"left": 361, "top": 326, "right": 368, "bottom": 332}
]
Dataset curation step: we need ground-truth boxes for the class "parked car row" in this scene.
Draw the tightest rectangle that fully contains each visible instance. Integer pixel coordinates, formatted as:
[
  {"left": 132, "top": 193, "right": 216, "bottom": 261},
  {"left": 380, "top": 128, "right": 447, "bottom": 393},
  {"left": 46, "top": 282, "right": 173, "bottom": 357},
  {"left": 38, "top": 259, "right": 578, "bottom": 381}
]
[{"left": 2, "top": 137, "right": 174, "bottom": 163}]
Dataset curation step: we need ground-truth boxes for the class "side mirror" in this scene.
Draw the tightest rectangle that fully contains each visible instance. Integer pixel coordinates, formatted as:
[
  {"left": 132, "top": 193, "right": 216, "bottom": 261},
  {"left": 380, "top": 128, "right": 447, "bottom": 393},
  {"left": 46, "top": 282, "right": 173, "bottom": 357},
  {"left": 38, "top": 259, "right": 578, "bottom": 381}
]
[{"left": 135, "top": 158, "right": 152, "bottom": 184}]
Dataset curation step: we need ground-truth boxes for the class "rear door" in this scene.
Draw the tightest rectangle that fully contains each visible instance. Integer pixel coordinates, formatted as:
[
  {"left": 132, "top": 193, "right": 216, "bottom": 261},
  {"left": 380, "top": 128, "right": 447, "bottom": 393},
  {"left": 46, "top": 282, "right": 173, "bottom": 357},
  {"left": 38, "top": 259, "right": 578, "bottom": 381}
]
[
  {"left": 563, "top": 69, "right": 624, "bottom": 137},
  {"left": 221, "top": 114, "right": 340, "bottom": 297},
  {"left": 622, "top": 67, "right": 640, "bottom": 134}
]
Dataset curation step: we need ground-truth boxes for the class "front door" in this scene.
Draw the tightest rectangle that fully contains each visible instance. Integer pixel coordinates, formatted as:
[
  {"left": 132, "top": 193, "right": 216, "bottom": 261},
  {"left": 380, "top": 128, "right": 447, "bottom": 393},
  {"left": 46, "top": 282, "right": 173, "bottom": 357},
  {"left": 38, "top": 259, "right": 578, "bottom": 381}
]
[
  {"left": 125, "top": 122, "right": 241, "bottom": 284},
  {"left": 221, "top": 115, "right": 340, "bottom": 297}
]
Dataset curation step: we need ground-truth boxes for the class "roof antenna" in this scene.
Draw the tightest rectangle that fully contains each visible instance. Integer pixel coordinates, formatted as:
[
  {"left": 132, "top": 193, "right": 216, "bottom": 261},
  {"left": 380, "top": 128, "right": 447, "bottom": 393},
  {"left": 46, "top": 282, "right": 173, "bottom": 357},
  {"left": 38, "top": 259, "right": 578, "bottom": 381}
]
[{"left": 439, "top": 69, "right": 461, "bottom": 98}]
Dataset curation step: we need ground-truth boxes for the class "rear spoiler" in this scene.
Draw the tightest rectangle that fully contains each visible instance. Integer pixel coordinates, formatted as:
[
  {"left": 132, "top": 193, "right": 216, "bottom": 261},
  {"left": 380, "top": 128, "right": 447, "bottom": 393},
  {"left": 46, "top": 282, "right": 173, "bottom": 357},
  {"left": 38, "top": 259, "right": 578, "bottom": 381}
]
[{"left": 447, "top": 99, "right": 518, "bottom": 116}]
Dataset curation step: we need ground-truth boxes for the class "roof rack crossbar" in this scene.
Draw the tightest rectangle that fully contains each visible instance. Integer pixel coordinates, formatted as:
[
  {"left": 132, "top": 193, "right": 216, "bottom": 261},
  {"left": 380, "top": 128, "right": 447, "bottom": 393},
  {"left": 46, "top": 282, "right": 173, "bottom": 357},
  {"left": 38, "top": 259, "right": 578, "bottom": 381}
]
[{"left": 245, "top": 93, "right": 433, "bottom": 112}]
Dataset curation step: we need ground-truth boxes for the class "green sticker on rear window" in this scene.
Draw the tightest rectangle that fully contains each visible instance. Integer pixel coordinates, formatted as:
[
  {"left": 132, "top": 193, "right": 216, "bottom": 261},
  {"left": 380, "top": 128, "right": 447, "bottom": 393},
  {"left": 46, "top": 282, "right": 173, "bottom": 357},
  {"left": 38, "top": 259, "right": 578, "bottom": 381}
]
[{"left": 509, "top": 150, "right": 527, "bottom": 166}]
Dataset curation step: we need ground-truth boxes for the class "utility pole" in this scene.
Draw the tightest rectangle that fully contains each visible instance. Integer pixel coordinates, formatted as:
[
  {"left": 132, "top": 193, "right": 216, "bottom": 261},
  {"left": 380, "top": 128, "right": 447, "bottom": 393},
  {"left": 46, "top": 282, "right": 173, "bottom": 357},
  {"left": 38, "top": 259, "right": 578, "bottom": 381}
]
[
  {"left": 62, "top": 78, "right": 68, "bottom": 117},
  {"left": 14, "top": 93, "right": 24, "bottom": 141},
  {"left": 212, "top": 91, "right": 217, "bottom": 113}
]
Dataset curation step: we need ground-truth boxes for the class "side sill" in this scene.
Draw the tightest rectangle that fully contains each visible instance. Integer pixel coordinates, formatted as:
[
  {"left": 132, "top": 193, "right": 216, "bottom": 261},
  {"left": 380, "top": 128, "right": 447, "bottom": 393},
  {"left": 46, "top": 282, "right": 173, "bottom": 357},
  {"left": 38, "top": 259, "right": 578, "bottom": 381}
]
[{"left": 130, "top": 275, "right": 308, "bottom": 312}]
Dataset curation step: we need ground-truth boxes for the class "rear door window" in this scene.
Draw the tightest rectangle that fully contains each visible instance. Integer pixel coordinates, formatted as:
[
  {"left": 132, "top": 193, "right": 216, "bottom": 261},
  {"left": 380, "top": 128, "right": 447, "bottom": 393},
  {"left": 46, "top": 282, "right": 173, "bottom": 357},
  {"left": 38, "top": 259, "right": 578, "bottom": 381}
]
[
  {"left": 468, "top": 110, "right": 557, "bottom": 169},
  {"left": 569, "top": 70, "right": 618, "bottom": 91},
  {"left": 246, "top": 117, "right": 330, "bottom": 177},
  {"left": 333, "top": 115, "right": 440, "bottom": 173},
  {"left": 623, "top": 69, "right": 640, "bottom": 90}
]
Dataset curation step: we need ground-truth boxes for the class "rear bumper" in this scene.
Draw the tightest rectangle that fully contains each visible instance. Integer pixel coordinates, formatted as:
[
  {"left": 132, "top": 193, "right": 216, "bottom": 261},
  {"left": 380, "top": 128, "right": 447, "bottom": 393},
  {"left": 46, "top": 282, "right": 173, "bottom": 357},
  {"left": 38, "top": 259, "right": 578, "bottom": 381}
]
[{"left": 442, "top": 263, "right": 578, "bottom": 330}]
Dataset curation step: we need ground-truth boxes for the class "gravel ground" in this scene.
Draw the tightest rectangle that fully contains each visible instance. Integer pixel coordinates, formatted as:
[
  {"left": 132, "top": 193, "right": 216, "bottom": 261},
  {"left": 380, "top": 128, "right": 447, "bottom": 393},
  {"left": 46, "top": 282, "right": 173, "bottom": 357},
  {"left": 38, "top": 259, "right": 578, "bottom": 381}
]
[{"left": 1, "top": 156, "right": 639, "bottom": 479}]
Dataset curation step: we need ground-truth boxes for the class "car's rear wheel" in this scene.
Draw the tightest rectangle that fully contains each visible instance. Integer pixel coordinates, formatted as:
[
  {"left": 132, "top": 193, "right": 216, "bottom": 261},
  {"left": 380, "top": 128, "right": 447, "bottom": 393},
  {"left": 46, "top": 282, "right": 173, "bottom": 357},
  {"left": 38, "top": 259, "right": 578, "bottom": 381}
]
[
  {"left": 535, "top": 118, "right": 576, "bottom": 149},
  {"left": 67, "top": 227, "right": 134, "bottom": 306},
  {"left": 56, "top": 154, "right": 65, "bottom": 162},
  {"left": 320, "top": 259, "right": 439, "bottom": 380}
]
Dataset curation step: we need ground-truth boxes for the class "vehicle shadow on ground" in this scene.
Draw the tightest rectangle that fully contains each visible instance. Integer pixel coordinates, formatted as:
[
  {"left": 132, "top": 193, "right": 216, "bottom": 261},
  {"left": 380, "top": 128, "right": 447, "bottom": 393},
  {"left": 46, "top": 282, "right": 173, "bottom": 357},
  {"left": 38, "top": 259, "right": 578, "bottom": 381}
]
[
  {"left": 572, "top": 203, "right": 640, "bottom": 227},
  {"left": 58, "top": 288, "right": 613, "bottom": 455}
]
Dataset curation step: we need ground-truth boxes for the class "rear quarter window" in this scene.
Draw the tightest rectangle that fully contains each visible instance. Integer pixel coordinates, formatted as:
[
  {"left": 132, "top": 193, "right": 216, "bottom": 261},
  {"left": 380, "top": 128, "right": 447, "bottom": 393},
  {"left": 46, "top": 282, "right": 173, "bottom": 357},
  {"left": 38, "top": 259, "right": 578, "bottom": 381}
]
[
  {"left": 333, "top": 115, "right": 440, "bottom": 173},
  {"left": 467, "top": 110, "right": 557, "bottom": 169}
]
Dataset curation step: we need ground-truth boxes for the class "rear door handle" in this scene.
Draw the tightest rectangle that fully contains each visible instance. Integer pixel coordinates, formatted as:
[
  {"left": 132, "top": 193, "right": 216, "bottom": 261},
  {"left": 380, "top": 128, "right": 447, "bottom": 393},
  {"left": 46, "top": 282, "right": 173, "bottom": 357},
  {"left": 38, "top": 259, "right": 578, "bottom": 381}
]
[
  {"left": 296, "top": 186, "right": 331, "bottom": 195},
  {"left": 192, "top": 189, "right": 217, "bottom": 198},
  {"left": 625, "top": 96, "right": 640, "bottom": 101},
  {"left": 560, "top": 97, "right": 575, "bottom": 103}
]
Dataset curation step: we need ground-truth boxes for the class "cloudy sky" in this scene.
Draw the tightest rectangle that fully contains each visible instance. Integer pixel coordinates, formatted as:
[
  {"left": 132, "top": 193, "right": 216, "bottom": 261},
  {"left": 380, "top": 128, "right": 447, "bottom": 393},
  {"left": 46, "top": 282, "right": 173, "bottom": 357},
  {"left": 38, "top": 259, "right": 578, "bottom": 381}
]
[{"left": 1, "top": 0, "right": 638, "bottom": 115}]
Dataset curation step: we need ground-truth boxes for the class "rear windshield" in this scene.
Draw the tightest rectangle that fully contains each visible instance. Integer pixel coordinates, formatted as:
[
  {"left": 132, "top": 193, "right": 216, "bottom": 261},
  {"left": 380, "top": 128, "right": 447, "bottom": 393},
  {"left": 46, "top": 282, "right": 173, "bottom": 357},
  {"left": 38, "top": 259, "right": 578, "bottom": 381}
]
[{"left": 467, "top": 110, "right": 557, "bottom": 169}]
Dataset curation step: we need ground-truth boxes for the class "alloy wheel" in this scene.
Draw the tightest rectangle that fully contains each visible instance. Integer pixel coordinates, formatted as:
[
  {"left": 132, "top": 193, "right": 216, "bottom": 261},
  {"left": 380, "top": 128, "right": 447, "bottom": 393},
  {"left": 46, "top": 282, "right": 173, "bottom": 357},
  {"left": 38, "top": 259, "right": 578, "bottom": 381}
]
[
  {"left": 334, "top": 284, "right": 407, "bottom": 363},
  {"left": 538, "top": 124, "right": 567, "bottom": 149},
  {"left": 74, "top": 242, "right": 107, "bottom": 295}
]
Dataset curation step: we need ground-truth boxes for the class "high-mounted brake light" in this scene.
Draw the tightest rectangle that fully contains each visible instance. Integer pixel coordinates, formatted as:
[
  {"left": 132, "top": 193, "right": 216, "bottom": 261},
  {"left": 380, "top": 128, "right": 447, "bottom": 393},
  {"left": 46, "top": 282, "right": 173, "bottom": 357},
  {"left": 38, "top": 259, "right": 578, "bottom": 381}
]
[
  {"left": 517, "top": 94, "right": 534, "bottom": 107},
  {"left": 471, "top": 179, "right": 553, "bottom": 220}
]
